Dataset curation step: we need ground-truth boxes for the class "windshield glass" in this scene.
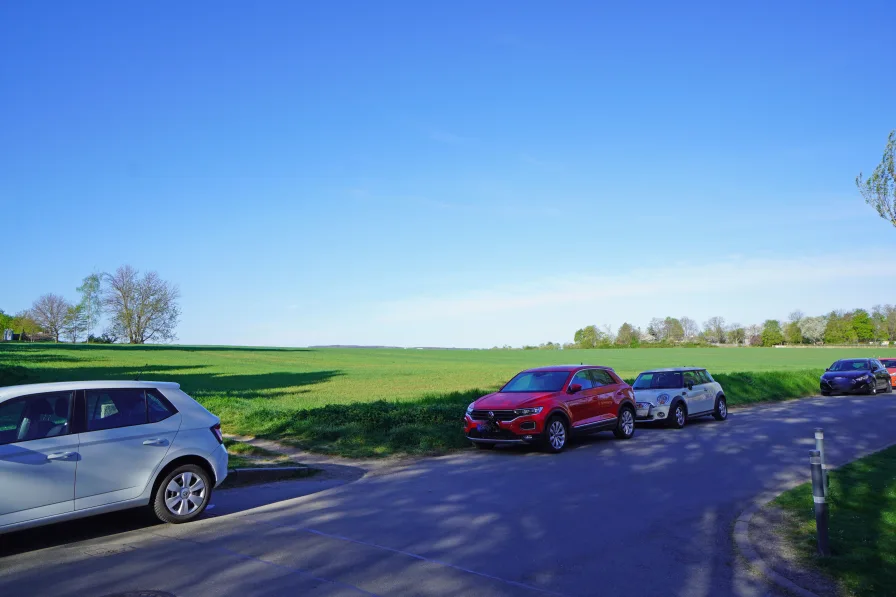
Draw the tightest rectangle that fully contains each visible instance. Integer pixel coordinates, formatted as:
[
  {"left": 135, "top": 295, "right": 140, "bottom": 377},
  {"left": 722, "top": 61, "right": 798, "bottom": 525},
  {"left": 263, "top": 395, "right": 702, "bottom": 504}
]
[
  {"left": 502, "top": 370, "right": 570, "bottom": 393},
  {"left": 879, "top": 359, "right": 896, "bottom": 368},
  {"left": 633, "top": 371, "right": 683, "bottom": 390},
  {"left": 829, "top": 359, "right": 871, "bottom": 372}
]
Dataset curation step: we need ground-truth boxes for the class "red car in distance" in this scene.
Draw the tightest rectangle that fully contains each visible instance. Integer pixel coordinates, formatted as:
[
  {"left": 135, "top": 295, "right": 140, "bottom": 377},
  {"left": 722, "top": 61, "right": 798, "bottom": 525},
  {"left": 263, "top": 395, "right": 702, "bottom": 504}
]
[
  {"left": 879, "top": 358, "right": 896, "bottom": 387},
  {"left": 464, "top": 365, "right": 637, "bottom": 453}
]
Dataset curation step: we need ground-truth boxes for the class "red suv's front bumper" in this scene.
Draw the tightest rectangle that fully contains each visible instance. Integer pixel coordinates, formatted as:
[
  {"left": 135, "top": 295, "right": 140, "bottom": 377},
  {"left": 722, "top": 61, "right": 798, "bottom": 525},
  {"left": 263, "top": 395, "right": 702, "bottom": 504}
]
[{"left": 463, "top": 412, "right": 546, "bottom": 444}]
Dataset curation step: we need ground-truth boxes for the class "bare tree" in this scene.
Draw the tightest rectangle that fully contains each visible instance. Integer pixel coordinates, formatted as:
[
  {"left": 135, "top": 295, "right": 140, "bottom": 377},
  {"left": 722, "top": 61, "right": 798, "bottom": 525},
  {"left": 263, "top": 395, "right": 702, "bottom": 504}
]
[
  {"left": 788, "top": 310, "right": 805, "bottom": 324},
  {"left": 702, "top": 316, "right": 727, "bottom": 344},
  {"left": 680, "top": 316, "right": 698, "bottom": 340},
  {"left": 103, "top": 265, "right": 180, "bottom": 344},
  {"left": 856, "top": 130, "right": 896, "bottom": 227},
  {"left": 745, "top": 324, "right": 763, "bottom": 345},
  {"left": 31, "top": 294, "right": 72, "bottom": 342},
  {"left": 647, "top": 317, "right": 666, "bottom": 341},
  {"left": 727, "top": 323, "right": 746, "bottom": 345}
]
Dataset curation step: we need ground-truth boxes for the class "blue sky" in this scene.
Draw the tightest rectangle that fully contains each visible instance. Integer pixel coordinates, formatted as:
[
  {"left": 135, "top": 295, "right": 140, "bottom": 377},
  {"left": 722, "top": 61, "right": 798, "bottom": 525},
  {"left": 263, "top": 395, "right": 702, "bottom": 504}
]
[{"left": 2, "top": 1, "right": 895, "bottom": 347}]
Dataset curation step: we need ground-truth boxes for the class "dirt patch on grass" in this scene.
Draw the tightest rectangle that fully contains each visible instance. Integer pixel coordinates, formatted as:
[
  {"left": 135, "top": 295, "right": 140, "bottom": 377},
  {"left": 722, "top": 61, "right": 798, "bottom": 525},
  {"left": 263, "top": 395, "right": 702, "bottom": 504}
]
[{"left": 749, "top": 505, "right": 841, "bottom": 596}]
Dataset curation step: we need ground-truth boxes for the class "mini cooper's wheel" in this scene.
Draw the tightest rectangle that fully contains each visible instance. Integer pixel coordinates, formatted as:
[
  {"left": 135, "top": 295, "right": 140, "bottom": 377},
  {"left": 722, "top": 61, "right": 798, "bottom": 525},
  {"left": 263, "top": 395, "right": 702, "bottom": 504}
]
[
  {"left": 713, "top": 396, "right": 728, "bottom": 421},
  {"left": 613, "top": 406, "right": 636, "bottom": 439},
  {"left": 152, "top": 464, "right": 212, "bottom": 524},
  {"left": 667, "top": 402, "right": 687, "bottom": 429},
  {"left": 542, "top": 416, "right": 568, "bottom": 453},
  {"left": 474, "top": 442, "right": 495, "bottom": 450}
]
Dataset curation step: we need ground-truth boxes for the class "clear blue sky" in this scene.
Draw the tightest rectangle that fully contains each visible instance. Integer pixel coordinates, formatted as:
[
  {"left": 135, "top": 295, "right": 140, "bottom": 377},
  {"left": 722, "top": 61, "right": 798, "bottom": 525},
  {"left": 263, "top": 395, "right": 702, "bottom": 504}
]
[{"left": 2, "top": 1, "right": 895, "bottom": 347}]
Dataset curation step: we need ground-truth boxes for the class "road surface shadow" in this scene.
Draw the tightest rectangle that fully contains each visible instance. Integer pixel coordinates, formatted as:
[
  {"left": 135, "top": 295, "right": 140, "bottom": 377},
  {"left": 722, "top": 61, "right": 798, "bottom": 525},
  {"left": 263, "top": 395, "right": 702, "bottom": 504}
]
[{"left": 0, "top": 464, "right": 363, "bottom": 559}]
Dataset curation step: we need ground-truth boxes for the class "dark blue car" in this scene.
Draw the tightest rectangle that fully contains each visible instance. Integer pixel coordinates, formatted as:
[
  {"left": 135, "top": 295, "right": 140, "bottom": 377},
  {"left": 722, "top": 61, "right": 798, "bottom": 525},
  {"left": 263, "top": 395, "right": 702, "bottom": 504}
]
[{"left": 820, "top": 359, "right": 892, "bottom": 396}]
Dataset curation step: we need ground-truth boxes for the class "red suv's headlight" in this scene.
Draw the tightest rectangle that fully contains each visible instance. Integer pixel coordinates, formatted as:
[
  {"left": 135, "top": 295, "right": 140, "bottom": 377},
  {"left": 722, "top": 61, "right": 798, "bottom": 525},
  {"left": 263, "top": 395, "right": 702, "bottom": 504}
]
[{"left": 513, "top": 407, "right": 543, "bottom": 416}]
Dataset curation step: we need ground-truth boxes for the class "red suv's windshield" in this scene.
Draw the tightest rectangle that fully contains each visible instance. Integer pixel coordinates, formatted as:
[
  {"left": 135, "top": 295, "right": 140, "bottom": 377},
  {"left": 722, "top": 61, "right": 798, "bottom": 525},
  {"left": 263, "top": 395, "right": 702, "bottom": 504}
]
[{"left": 502, "top": 371, "right": 569, "bottom": 392}]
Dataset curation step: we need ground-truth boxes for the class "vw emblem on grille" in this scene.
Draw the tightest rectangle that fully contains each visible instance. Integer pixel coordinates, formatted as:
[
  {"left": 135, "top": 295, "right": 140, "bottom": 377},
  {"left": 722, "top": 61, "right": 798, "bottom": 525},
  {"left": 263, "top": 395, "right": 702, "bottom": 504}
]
[{"left": 488, "top": 411, "right": 495, "bottom": 418}]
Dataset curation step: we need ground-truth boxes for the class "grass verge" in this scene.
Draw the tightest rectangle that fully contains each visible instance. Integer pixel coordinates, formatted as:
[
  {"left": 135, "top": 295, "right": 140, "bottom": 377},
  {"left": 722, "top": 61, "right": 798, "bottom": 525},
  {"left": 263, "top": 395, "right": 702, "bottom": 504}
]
[
  {"left": 0, "top": 345, "right": 832, "bottom": 457},
  {"left": 246, "top": 371, "right": 823, "bottom": 457},
  {"left": 771, "top": 444, "right": 896, "bottom": 596}
]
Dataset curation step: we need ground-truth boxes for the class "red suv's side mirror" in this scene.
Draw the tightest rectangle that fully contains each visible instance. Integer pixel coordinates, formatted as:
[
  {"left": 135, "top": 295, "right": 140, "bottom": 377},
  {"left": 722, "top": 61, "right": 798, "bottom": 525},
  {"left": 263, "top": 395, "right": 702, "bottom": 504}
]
[{"left": 567, "top": 383, "right": 582, "bottom": 394}]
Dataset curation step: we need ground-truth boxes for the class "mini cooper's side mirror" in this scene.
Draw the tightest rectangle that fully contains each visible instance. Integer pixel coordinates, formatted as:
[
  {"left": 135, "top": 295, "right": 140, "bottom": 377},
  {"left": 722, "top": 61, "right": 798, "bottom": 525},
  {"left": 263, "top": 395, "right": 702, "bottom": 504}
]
[
  {"left": 567, "top": 383, "right": 582, "bottom": 394},
  {"left": 686, "top": 382, "right": 694, "bottom": 391}
]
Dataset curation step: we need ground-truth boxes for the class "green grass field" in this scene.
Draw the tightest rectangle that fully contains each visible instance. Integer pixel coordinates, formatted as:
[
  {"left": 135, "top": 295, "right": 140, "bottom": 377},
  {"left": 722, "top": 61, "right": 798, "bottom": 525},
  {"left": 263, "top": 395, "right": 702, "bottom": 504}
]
[
  {"left": 2, "top": 343, "right": 893, "bottom": 456},
  {"left": 772, "top": 444, "right": 896, "bottom": 596}
]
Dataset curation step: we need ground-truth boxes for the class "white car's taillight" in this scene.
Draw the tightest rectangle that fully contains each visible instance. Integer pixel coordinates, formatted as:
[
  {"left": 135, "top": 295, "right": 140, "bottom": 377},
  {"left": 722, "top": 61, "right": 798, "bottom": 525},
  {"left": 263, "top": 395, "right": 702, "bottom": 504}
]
[{"left": 210, "top": 423, "right": 223, "bottom": 444}]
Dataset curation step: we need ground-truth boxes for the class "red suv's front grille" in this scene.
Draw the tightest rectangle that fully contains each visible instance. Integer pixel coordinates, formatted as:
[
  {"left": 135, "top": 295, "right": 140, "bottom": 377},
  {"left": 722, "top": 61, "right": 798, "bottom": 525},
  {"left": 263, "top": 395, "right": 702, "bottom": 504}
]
[{"left": 470, "top": 410, "right": 517, "bottom": 421}]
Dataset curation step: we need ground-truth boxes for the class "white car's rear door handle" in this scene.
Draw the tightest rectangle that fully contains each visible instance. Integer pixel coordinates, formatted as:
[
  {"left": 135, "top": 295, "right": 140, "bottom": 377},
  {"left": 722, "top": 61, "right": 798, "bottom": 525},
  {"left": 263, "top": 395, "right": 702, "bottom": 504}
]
[
  {"left": 143, "top": 438, "right": 169, "bottom": 447},
  {"left": 46, "top": 451, "right": 77, "bottom": 461}
]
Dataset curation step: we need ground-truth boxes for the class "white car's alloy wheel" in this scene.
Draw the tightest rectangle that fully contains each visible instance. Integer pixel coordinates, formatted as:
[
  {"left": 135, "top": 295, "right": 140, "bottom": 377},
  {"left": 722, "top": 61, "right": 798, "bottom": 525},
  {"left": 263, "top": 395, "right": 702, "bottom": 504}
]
[{"left": 165, "top": 471, "right": 207, "bottom": 516}]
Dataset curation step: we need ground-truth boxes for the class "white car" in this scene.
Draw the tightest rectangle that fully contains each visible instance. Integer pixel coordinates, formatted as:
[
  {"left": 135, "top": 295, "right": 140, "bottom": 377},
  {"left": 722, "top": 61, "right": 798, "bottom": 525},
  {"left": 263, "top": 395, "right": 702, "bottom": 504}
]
[
  {"left": 632, "top": 368, "right": 728, "bottom": 428},
  {"left": 0, "top": 380, "right": 228, "bottom": 535}
]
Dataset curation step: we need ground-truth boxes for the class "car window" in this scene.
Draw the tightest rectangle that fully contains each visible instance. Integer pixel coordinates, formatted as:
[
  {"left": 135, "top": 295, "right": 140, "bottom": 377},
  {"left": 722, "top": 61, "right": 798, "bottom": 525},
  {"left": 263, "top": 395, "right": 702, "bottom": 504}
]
[
  {"left": 147, "top": 390, "right": 177, "bottom": 423},
  {"left": 696, "top": 370, "right": 712, "bottom": 384},
  {"left": 829, "top": 360, "right": 870, "bottom": 371},
  {"left": 0, "top": 391, "right": 73, "bottom": 445},
  {"left": 570, "top": 370, "right": 593, "bottom": 390},
  {"left": 683, "top": 371, "right": 699, "bottom": 387},
  {"left": 589, "top": 369, "right": 616, "bottom": 387},
  {"left": 87, "top": 389, "right": 148, "bottom": 431},
  {"left": 633, "top": 372, "right": 682, "bottom": 389},
  {"left": 502, "top": 371, "right": 570, "bottom": 392},
  {"left": 880, "top": 359, "right": 896, "bottom": 368}
]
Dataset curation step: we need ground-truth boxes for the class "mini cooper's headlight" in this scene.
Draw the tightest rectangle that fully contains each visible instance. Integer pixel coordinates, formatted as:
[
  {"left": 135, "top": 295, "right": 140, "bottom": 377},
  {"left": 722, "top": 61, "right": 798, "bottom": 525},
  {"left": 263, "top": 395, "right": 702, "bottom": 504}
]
[
  {"left": 466, "top": 403, "right": 475, "bottom": 415},
  {"left": 514, "top": 407, "right": 543, "bottom": 416},
  {"left": 656, "top": 393, "right": 671, "bottom": 405}
]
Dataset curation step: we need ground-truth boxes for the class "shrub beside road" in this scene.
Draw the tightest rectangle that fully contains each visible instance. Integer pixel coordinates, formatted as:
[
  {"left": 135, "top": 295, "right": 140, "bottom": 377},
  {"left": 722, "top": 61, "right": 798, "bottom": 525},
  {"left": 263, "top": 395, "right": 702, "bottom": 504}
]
[
  {"left": 772, "top": 445, "right": 896, "bottom": 596},
  {"left": 0, "top": 344, "right": 890, "bottom": 456}
]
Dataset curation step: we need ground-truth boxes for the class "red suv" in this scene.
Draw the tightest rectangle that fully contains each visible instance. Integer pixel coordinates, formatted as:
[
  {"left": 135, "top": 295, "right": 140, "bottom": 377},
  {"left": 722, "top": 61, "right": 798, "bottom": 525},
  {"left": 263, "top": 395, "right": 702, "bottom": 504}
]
[{"left": 463, "top": 365, "right": 637, "bottom": 453}]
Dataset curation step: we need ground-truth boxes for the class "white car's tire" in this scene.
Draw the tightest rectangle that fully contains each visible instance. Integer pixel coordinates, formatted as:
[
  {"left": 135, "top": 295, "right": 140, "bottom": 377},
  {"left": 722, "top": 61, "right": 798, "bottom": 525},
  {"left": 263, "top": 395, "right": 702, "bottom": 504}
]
[{"left": 152, "top": 464, "right": 212, "bottom": 524}]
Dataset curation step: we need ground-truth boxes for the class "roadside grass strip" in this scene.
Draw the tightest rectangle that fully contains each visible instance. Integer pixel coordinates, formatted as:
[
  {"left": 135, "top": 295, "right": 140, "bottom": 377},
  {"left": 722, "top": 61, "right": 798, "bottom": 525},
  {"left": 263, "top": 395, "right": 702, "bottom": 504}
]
[{"left": 771, "top": 444, "right": 896, "bottom": 596}]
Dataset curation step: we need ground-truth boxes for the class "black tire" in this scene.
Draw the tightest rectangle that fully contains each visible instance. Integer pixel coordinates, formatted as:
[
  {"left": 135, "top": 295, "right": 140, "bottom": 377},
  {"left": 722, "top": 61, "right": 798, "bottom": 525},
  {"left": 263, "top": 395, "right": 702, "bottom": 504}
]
[
  {"left": 152, "top": 464, "right": 212, "bottom": 524},
  {"left": 613, "top": 406, "right": 636, "bottom": 439},
  {"left": 667, "top": 401, "right": 687, "bottom": 429},
  {"left": 542, "top": 415, "right": 569, "bottom": 453},
  {"left": 866, "top": 383, "right": 877, "bottom": 396},
  {"left": 820, "top": 390, "right": 831, "bottom": 397},
  {"left": 474, "top": 442, "right": 496, "bottom": 450},
  {"left": 713, "top": 395, "right": 728, "bottom": 421},
  {"left": 887, "top": 383, "right": 894, "bottom": 394}
]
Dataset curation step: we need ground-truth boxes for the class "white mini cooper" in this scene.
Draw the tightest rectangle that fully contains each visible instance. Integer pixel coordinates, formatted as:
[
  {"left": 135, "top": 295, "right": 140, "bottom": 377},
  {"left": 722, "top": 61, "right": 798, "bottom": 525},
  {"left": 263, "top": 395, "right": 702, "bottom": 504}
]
[{"left": 632, "top": 368, "right": 728, "bottom": 428}]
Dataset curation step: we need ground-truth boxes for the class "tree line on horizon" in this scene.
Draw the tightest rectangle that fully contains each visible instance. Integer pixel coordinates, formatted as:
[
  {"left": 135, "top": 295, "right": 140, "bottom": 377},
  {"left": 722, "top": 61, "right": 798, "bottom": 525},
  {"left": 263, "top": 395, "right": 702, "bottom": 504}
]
[
  {"left": 0, "top": 265, "right": 180, "bottom": 345},
  {"left": 516, "top": 307, "right": 896, "bottom": 350}
]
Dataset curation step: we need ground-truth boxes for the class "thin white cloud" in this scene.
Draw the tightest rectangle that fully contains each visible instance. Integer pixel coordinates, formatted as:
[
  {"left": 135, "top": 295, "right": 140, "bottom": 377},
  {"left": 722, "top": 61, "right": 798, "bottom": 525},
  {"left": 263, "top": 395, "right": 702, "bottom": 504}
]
[{"left": 373, "top": 254, "right": 886, "bottom": 325}]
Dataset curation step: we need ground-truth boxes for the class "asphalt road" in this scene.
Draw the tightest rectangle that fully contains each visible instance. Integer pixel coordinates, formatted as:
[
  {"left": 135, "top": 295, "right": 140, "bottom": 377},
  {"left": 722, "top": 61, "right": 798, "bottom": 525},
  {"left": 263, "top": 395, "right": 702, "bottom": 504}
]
[{"left": 3, "top": 394, "right": 896, "bottom": 597}]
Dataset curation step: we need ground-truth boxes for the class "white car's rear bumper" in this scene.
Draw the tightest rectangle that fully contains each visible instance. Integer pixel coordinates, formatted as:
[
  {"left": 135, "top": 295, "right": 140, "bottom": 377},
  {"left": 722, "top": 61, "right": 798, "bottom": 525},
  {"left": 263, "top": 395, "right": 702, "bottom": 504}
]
[{"left": 208, "top": 443, "right": 229, "bottom": 487}]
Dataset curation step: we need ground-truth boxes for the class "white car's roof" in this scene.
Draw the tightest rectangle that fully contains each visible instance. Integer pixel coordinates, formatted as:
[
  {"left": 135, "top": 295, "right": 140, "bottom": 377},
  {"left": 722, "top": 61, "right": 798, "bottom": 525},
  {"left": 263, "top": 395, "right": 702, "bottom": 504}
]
[
  {"left": 638, "top": 367, "right": 706, "bottom": 374},
  {"left": 0, "top": 380, "right": 181, "bottom": 401}
]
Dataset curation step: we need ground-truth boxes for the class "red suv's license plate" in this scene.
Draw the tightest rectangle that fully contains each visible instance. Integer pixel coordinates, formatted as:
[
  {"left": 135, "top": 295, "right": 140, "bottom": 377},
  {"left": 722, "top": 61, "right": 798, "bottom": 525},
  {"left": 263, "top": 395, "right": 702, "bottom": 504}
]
[{"left": 477, "top": 423, "right": 496, "bottom": 433}]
